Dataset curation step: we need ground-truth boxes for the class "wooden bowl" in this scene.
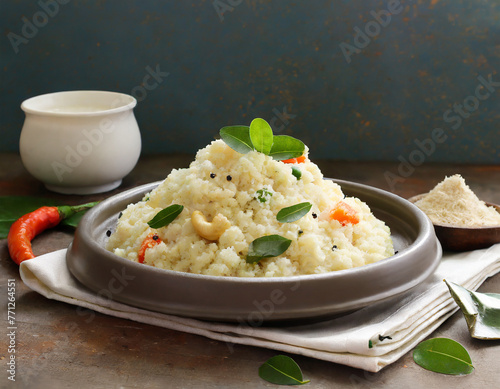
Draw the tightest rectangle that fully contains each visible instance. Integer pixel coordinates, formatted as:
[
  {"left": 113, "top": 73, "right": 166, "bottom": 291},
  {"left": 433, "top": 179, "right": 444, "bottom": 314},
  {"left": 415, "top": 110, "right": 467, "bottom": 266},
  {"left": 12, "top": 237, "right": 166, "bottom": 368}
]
[{"left": 408, "top": 194, "right": 500, "bottom": 252}]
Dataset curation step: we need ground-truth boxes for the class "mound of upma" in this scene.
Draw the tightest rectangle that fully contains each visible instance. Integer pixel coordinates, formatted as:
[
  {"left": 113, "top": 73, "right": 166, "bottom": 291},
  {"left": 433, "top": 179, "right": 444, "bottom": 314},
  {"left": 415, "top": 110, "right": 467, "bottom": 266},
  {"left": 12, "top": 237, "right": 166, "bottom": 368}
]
[{"left": 106, "top": 121, "right": 394, "bottom": 277}]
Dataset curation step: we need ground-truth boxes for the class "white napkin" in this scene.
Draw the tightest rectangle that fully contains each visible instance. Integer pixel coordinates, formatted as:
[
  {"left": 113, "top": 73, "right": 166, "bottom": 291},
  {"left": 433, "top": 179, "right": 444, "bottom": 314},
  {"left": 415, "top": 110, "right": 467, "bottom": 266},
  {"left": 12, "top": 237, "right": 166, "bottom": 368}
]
[{"left": 19, "top": 244, "right": 500, "bottom": 372}]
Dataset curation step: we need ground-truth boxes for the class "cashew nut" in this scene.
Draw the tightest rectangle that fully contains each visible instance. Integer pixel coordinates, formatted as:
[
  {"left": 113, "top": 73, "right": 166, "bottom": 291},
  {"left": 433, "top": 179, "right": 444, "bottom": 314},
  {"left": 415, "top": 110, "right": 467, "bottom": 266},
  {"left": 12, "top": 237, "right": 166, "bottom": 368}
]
[{"left": 191, "top": 211, "right": 231, "bottom": 241}]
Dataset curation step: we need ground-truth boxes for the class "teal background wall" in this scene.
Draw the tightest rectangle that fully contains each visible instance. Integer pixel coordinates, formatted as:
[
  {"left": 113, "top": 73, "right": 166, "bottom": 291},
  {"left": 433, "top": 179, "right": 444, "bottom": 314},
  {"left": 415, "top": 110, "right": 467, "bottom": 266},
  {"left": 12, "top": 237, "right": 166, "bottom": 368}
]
[{"left": 1, "top": 0, "right": 499, "bottom": 163}]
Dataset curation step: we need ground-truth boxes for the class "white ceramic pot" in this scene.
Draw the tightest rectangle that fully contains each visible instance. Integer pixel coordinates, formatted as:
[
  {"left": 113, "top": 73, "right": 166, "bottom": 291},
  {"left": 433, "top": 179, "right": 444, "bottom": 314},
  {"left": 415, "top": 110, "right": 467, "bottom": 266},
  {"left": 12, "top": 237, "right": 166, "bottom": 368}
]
[{"left": 20, "top": 90, "right": 142, "bottom": 194}]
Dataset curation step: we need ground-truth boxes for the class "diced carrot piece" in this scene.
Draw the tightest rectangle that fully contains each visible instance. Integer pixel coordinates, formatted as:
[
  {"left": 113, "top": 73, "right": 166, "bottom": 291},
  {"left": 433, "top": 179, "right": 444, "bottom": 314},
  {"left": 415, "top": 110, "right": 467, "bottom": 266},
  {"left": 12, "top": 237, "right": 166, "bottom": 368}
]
[
  {"left": 282, "top": 155, "right": 306, "bottom": 164},
  {"left": 329, "top": 201, "right": 359, "bottom": 226},
  {"left": 138, "top": 232, "right": 162, "bottom": 263}
]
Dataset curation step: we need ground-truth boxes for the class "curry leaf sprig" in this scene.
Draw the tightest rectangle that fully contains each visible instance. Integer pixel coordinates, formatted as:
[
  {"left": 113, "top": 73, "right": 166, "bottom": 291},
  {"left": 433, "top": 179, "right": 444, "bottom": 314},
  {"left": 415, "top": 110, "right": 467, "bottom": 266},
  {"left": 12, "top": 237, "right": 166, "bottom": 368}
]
[{"left": 220, "top": 118, "right": 305, "bottom": 161}]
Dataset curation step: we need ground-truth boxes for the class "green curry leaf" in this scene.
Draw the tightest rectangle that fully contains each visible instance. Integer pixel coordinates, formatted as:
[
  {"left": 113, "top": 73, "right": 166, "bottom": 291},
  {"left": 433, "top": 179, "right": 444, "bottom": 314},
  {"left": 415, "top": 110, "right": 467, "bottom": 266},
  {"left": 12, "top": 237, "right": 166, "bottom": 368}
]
[
  {"left": 147, "top": 204, "right": 184, "bottom": 229},
  {"left": 246, "top": 235, "right": 292, "bottom": 264},
  {"left": 269, "top": 135, "right": 305, "bottom": 161},
  {"left": 249, "top": 118, "right": 274, "bottom": 155},
  {"left": 413, "top": 338, "right": 474, "bottom": 375},
  {"left": 259, "top": 355, "right": 310, "bottom": 385},
  {"left": 219, "top": 125, "right": 254, "bottom": 154},
  {"left": 219, "top": 119, "right": 306, "bottom": 161},
  {"left": 277, "top": 202, "right": 312, "bottom": 223}
]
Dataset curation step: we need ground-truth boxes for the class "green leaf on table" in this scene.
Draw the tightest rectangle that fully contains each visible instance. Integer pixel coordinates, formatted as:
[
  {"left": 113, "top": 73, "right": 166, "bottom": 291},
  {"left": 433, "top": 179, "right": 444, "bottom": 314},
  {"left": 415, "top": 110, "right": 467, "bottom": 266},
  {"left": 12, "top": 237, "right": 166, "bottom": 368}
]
[
  {"left": 219, "top": 125, "right": 254, "bottom": 154},
  {"left": 249, "top": 118, "right": 273, "bottom": 155},
  {"left": 246, "top": 235, "right": 292, "bottom": 264},
  {"left": 0, "top": 196, "right": 58, "bottom": 239},
  {"left": 413, "top": 338, "right": 474, "bottom": 375},
  {"left": 147, "top": 204, "right": 184, "bottom": 229},
  {"left": 444, "top": 279, "right": 500, "bottom": 339},
  {"left": 269, "top": 135, "right": 305, "bottom": 161},
  {"left": 60, "top": 210, "right": 87, "bottom": 228},
  {"left": 277, "top": 202, "right": 312, "bottom": 223},
  {"left": 259, "top": 355, "right": 310, "bottom": 385}
]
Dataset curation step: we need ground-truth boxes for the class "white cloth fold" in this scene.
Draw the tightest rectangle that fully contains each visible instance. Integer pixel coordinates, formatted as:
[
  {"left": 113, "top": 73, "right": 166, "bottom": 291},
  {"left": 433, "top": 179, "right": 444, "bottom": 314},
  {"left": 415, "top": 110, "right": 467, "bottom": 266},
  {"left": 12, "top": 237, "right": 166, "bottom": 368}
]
[{"left": 19, "top": 244, "right": 500, "bottom": 372}]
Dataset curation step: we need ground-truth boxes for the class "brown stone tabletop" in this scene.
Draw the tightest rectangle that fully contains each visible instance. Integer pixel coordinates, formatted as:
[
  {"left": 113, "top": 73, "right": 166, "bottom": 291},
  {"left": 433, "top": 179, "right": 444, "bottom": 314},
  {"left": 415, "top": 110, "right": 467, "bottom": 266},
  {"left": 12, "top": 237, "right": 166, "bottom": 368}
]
[{"left": 1, "top": 153, "right": 499, "bottom": 388}]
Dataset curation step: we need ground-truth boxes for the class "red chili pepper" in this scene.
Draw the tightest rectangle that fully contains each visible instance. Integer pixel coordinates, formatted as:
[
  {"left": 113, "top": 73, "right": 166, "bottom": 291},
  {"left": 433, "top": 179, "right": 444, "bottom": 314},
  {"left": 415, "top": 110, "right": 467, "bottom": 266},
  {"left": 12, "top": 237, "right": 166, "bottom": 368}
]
[
  {"left": 7, "top": 202, "right": 98, "bottom": 265},
  {"left": 282, "top": 155, "right": 306, "bottom": 164},
  {"left": 138, "top": 232, "right": 163, "bottom": 263}
]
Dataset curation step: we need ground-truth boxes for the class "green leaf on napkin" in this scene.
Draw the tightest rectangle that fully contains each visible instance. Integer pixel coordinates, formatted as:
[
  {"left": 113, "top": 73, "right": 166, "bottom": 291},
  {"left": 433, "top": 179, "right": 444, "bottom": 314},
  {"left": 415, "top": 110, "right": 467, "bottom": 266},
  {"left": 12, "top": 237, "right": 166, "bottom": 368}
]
[
  {"left": 413, "top": 338, "right": 474, "bottom": 375},
  {"left": 259, "top": 355, "right": 310, "bottom": 385},
  {"left": 444, "top": 279, "right": 500, "bottom": 339}
]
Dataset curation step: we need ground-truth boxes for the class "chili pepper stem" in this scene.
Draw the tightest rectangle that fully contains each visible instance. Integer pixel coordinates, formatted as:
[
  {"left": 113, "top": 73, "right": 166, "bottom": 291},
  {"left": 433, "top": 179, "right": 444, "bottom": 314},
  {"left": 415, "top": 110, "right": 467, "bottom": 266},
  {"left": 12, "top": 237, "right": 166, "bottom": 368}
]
[{"left": 57, "top": 201, "right": 99, "bottom": 220}]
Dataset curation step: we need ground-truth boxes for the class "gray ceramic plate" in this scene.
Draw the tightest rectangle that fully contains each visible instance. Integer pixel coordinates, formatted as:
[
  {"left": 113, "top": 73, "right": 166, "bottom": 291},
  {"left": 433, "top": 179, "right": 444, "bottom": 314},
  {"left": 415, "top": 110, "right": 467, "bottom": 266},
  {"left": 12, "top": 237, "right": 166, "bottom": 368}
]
[{"left": 67, "top": 179, "right": 441, "bottom": 323}]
